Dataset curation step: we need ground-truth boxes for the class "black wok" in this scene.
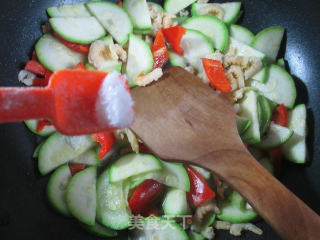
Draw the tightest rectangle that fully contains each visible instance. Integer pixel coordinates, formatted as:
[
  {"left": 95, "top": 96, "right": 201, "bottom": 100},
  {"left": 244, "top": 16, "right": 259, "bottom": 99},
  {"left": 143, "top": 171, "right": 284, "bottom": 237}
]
[{"left": 0, "top": 0, "right": 319, "bottom": 239}]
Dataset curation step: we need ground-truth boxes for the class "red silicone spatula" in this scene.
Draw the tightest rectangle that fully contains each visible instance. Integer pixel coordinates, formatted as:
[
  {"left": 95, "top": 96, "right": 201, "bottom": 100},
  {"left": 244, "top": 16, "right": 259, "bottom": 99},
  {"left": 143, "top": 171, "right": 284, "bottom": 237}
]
[{"left": 0, "top": 69, "right": 133, "bottom": 135}]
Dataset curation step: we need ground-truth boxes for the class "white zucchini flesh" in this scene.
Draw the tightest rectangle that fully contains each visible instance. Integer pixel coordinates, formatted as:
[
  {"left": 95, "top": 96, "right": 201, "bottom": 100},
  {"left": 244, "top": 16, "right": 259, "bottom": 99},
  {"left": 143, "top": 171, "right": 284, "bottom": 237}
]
[
  {"left": 252, "top": 67, "right": 268, "bottom": 83},
  {"left": 123, "top": 0, "right": 152, "bottom": 30},
  {"left": 49, "top": 17, "right": 106, "bottom": 44},
  {"left": 180, "top": 29, "right": 214, "bottom": 70},
  {"left": 35, "top": 34, "right": 86, "bottom": 72},
  {"left": 230, "top": 24, "right": 254, "bottom": 45},
  {"left": 70, "top": 149, "right": 100, "bottom": 166},
  {"left": 125, "top": 34, "right": 153, "bottom": 87},
  {"left": 163, "top": 188, "right": 189, "bottom": 217},
  {"left": 164, "top": 0, "right": 196, "bottom": 15},
  {"left": 254, "top": 123, "right": 294, "bottom": 149},
  {"left": 66, "top": 167, "right": 97, "bottom": 226},
  {"left": 250, "top": 64, "right": 296, "bottom": 109},
  {"left": 239, "top": 90, "right": 260, "bottom": 144},
  {"left": 168, "top": 50, "right": 188, "bottom": 68},
  {"left": 283, "top": 104, "right": 307, "bottom": 163},
  {"left": 24, "top": 119, "right": 56, "bottom": 136},
  {"left": 47, "top": 3, "right": 91, "bottom": 18},
  {"left": 251, "top": 26, "right": 285, "bottom": 62},
  {"left": 86, "top": 1, "right": 133, "bottom": 45},
  {"left": 182, "top": 16, "right": 229, "bottom": 52}
]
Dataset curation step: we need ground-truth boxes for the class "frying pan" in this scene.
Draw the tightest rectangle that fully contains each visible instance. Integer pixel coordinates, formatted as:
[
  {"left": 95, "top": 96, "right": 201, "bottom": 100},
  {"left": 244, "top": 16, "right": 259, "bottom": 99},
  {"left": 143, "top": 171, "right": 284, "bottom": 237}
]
[{"left": 0, "top": 0, "right": 319, "bottom": 239}]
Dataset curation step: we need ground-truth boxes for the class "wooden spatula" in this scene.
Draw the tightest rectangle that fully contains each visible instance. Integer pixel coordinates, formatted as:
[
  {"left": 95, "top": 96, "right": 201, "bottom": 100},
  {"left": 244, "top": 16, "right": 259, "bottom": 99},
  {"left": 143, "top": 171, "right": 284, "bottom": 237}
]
[{"left": 131, "top": 67, "right": 320, "bottom": 240}]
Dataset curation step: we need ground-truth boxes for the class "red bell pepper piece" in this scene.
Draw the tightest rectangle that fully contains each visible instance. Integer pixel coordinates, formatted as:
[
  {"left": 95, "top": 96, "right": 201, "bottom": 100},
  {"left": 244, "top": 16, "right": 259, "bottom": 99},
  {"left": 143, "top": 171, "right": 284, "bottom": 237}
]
[
  {"left": 202, "top": 58, "right": 231, "bottom": 93},
  {"left": 152, "top": 29, "right": 169, "bottom": 69},
  {"left": 268, "top": 147, "right": 283, "bottom": 176},
  {"left": 117, "top": 1, "right": 122, "bottom": 6},
  {"left": 141, "top": 205, "right": 159, "bottom": 217},
  {"left": 163, "top": 26, "right": 186, "bottom": 55},
  {"left": 25, "top": 60, "right": 47, "bottom": 76},
  {"left": 129, "top": 179, "right": 163, "bottom": 214},
  {"left": 92, "top": 132, "right": 115, "bottom": 159},
  {"left": 184, "top": 165, "right": 216, "bottom": 207},
  {"left": 271, "top": 104, "right": 288, "bottom": 127},
  {"left": 138, "top": 142, "right": 153, "bottom": 154},
  {"left": 36, "top": 119, "right": 53, "bottom": 132},
  {"left": 53, "top": 32, "right": 90, "bottom": 54},
  {"left": 33, "top": 70, "right": 52, "bottom": 87},
  {"left": 69, "top": 164, "right": 86, "bottom": 176},
  {"left": 75, "top": 62, "right": 87, "bottom": 70}
]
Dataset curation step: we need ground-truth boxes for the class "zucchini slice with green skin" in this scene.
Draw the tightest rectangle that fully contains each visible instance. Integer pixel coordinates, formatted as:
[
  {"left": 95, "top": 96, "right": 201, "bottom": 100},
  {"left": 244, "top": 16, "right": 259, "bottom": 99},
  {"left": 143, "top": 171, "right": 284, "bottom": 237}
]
[
  {"left": 236, "top": 116, "right": 252, "bottom": 135},
  {"left": 168, "top": 50, "right": 188, "bottom": 68},
  {"left": 33, "top": 142, "right": 44, "bottom": 158},
  {"left": 251, "top": 67, "right": 268, "bottom": 83},
  {"left": 277, "top": 58, "right": 286, "bottom": 68},
  {"left": 147, "top": 2, "right": 163, "bottom": 12},
  {"left": 47, "top": 165, "right": 72, "bottom": 217},
  {"left": 123, "top": 0, "right": 152, "bottom": 30},
  {"left": 70, "top": 149, "right": 100, "bottom": 166},
  {"left": 250, "top": 64, "right": 296, "bottom": 109},
  {"left": 81, "top": 222, "right": 117, "bottom": 237},
  {"left": 180, "top": 29, "right": 214, "bottom": 69},
  {"left": 66, "top": 167, "right": 97, "bottom": 226},
  {"left": 251, "top": 26, "right": 285, "bottom": 62},
  {"left": 133, "top": 28, "right": 154, "bottom": 35},
  {"left": 109, "top": 153, "right": 162, "bottom": 183},
  {"left": 130, "top": 161, "right": 190, "bottom": 192},
  {"left": 230, "top": 24, "right": 254, "bottom": 45},
  {"left": 258, "top": 95, "right": 272, "bottom": 135},
  {"left": 96, "top": 169, "right": 131, "bottom": 230},
  {"left": 86, "top": 1, "right": 133, "bottom": 45},
  {"left": 38, "top": 133, "right": 95, "bottom": 175},
  {"left": 163, "top": 188, "right": 189, "bottom": 217},
  {"left": 49, "top": 17, "right": 106, "bottom": 44},
  {"left": 189, "top": 231, "right": 205, "bottom": 240},
  {"left": 239, "top": 90, "right": 261, "bottom": 144},
  {"left": 283, "top": 104, "right": 307, "bottom": 164},
  {"left": 35, "top": 34, "right": 86, "bottom": 72},
  {"left": 254, "top": 123, "right": 294, "bottom": 149},
  {"left": 182, "top": 16, "right": 229, "bottom": 52},
  {"left": 24, "top": 119, "right": 56, "bottom": 136},
  {"left": 164, "top": 0, "right": 196, "bottom": 15},
  {"left": 132, "top": 217, "right": 189, "bottom": 239},
  {"left": 47, "top": 3, "right": 91, "bottom": 18},
  {"left": 125, "top": 34, "right": 153, "bottom": 87}
]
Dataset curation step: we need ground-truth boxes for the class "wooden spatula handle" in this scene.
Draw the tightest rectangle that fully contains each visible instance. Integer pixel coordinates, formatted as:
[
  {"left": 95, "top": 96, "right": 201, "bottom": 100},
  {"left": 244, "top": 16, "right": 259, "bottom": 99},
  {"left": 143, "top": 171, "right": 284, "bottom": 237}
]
[{"left": 200, "top": 150, "right": 320, "bottom": 240}]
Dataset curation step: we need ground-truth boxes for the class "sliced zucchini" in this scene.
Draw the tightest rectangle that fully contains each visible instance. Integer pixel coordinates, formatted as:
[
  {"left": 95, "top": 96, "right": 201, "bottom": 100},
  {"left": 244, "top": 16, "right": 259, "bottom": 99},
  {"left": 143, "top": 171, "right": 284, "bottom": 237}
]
[
  {"left": 132, "top": 217, "right": 188, "bottom": 239},
  {"left": 35, "top": 34, "right": 86, "bottom": 72},
  {"left": 182, "top": 16, "right": 229, "bottom": 52},
  {"left": 239, "top": 90, "right": 261, "bottom": 144},
  {"left": 252, "top": 67, "right": 268, "bottom": 83},
  {"left": 33, "top": 142, "right": 44, "bottom": 158},
  {"left": 173, "top": 16, "right": 189, "bottom": 25},
  {"left": 258, "top": 95, "right": 272, "bottom": 135},
  {"left": 251, "top": 26, "right": 285, "bottom": 62},
  {"left": 47, "top": 3, "right": 91, "bottom": 18},
  {"left": 38, "top": 133, "right": 95, "bottom": 175},
  {"left": 164, "top": 0, "right": 196, "bottom": 15},
  {"left": 123, "top": 0, "right": 152, "bottom": 30},
  {"left": 49, "top": 17, "right": 106, "bottom": 44},
  {"left": 70, "top": 149, "right": 100, "bottom": 166},
  {"left": 109, "top": 153, "right": 162, "bottom": 183},
  {"left": 86, "top": 1, "right": 133, "bottom": 45},
  {"left": 277, "top": 58, "right": 286, "bottom": 68},
  {"left": 230, "top": 24, "right": 254, "bottom": 45},
  {"left": 66, "top": 167, "right": 97, "bottom": 226},
  {"left": 85, "top": 62, "right": 122, "bottom": 73},
  {"left": 254, "top": 123, "right": 294, "bottom": 149},
  {"left": 190, "top": 165, "right": 211, "bottom": 180},
  {"left": 125, "top": 34, "right": 153, "bottom": 87},
  {"left": 134, "top": 28, "right": 154, "bottom": 35},
  {"left": 180, "top": 29, "right": 214, "bottom": 69},
  {"left": 189, "top": 231, "right": 205, "bottom": 240},
  {"left": 47, "top": 165, "right": 72, "bottom": 216},
  {"left": 96, "top": 169, "right": 131, "bottom": 230},
  {"left": 163, "top": 188, "right": 189, "bottom": 217},
  {"left": 81, "top": 222, "right": 117, "bottom": 237},
  {"left": 24, "top": 119, "right": 56, "bottom": 136},
  {"left": 236, "top": 116, "right": 252, "bottom": 135},
  {"left": 283, "top": 104, "right": 307, "bottom": 164},
  {"left": 130, "top": 160, "right": 190, "bottom": 192},
  {"left": 168, "top": 50, "right": 188, "bottom": 68},
  {"left": 250, "top": 64, "right": 296, "bottom": 108},
  {"left": 147, "top": 2, "right": 163, "bottom": 12}
]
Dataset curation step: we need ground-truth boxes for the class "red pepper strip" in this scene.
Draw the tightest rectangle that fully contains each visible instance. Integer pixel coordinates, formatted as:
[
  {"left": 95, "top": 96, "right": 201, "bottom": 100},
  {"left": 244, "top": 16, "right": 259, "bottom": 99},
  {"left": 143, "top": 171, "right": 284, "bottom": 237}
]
[
  {"left": 32, "top": 50, "right": 38, "bottom": 61},
  {"left": 184, "top": 165, "right": 216, "bottom": 207},
  {"left": 75, "top": 62, "right": 87, "bottom": 70},
  {"left": 163, "top": 26, "right": 186, "bottom": 55},
  {"left": 271, "top": 104, "right": 288, "bottom": 127},
  {"left": 152, "top": 29, "right": 169, "bottom": 69},
  {"left": 92, "top": 132, "right": 115, "bottom": 159},
  {"left": 53, "top": 32, "right": 90, "bottom": 54},
  {"left": 117, "top": 1, "right": 122, "bottom": 6},
  {"left": 268, "top": 147, "right": 283, "bottom": 176},
  {"left": 202, "top": 58, "right": 232, "bottom": 93},
  {"left": 129, "top": 179, "right": 163, "bottom": 215},
  {"left": 69, "top": 164, "right": 86, "bottom": 176},
  {"left": 141, "top": 205, "right": 159, "bottom": 217},
  {"left": 36, "top": 119, "right": 53, "bottom": 132},
  {"left": 25, "top": 60, "right": 47, "bottom": 76},
  {"left": 138, "top": 142, "right": 152, "bottom": 153},
  {"left": 33, "top": 70, "right": 52, "bottom": 87}
]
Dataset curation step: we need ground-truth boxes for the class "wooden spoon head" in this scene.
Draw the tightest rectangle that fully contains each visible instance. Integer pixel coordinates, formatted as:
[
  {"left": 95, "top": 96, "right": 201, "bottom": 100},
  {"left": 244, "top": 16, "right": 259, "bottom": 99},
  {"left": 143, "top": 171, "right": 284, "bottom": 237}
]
[{"left": 131, "top": 67, "right": 243, "bottom": 162}]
